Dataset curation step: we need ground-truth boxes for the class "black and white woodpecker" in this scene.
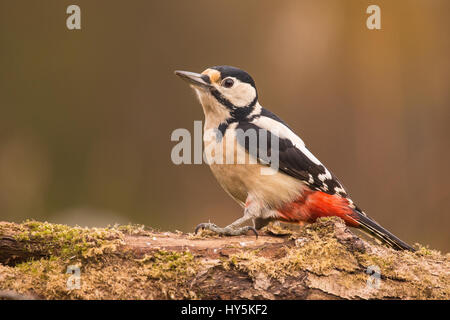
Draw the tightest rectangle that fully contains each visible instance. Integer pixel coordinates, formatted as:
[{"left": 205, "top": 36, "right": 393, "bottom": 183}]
[{"left": 175, "top": 65, "right": 414, "bottom": 251}]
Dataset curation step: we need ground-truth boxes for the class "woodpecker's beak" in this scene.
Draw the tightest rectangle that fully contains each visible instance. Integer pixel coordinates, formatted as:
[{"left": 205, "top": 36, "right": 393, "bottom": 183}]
[{"left": 174, "top": 70, "right": 211, "bottom": 89}]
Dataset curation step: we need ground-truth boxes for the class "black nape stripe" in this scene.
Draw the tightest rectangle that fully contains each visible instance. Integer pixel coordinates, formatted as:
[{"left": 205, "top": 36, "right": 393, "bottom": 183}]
[
  {"left": 210, "top": 88, "right": 235, "bottom": 110},
  {"left": 213, "top": 90, "right": 257, "bottom": 141},
  {"left": 216, "top": 103, "right": 256, "bottom": 141},
  {"left": 231, "top": 101, "right": 257, "bottom": 119},
  {"left": 210, "top": 88, "right": 257, "bottom": 112}
]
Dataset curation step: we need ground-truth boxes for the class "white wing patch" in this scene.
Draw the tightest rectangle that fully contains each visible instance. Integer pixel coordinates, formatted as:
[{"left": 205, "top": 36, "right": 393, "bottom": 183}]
[{"left": 251, "top": 116, "right": 323, "bottom": 166}]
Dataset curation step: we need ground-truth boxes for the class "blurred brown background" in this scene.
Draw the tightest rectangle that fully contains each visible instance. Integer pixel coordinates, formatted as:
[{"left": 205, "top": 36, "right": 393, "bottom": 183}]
[{"left": 0, "top": 1, "right": 449, "bottom": 251}]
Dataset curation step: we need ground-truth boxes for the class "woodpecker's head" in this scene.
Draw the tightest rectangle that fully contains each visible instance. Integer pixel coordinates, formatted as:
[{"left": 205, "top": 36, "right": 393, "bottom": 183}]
[{"left": 175, "top": 66, "right": 258, "bottom": 121}]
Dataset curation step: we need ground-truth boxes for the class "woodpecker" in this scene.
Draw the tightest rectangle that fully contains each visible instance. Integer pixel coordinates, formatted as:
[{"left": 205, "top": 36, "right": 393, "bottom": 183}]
[{"left": 175, "top": 65, "right": 415, "bottom": 251}]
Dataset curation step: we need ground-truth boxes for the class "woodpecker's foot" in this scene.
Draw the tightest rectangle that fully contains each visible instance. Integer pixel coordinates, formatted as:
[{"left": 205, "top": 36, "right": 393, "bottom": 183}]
[{"left": 194, "top": 223, "right": 258, "bottom": 239}]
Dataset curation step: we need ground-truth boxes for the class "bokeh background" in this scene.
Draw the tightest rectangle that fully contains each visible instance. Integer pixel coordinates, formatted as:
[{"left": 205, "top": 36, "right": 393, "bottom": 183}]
[{"left": 0, "top": 0, "right": 449, "bottom": 251}]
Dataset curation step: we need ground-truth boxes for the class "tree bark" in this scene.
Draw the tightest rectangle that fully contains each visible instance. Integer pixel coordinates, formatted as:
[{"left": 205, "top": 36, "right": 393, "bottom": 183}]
[{"left": 0, "top": 218, "right": 448, "bottom": 300}]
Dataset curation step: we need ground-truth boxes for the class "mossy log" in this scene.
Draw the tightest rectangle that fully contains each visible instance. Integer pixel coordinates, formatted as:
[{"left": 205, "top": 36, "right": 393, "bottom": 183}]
[{"left": 0, "top": 218, "right": 448, "bottom": 300}]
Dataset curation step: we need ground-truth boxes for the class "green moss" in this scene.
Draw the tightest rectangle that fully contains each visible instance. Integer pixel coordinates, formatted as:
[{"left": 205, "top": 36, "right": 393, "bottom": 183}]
[
  {"left": 1, "top": 219, "right": 447, "bottom": 300},
  {"left": 414, "top": 244, "right": 441, "bottom": 256},
  {"left": 14, "top": 220, "right": 124, "bottom": 259},
  {"left": 138, "top": 250, "right": 199, "bottom": 282},
  {"left": 356, "top": 252, "right": 395, "bottom": 270},
  {"left": 15, "top": 256, "right": 63, "bottom": 277},
  {"left": 115, "top": 224, "right": 150, "bottom": 236}
]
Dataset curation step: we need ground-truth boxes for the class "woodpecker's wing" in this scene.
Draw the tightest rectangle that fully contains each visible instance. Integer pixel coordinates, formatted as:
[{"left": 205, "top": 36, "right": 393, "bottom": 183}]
[
  {"left": 234, "top": 109, "right": 417, "bottom": 251},
  {"left": 236, "top": 109, "right": 349, "bottom": 197}
]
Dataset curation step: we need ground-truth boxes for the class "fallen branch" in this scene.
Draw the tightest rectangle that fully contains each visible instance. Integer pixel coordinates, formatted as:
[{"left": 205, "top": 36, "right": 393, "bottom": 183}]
[{"left": 0, "top": 218, "right": 448, "bottom": 299}]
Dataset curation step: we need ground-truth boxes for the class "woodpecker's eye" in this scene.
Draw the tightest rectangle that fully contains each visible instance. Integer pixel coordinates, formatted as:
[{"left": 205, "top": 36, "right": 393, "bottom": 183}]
[{"left": 222, "top": 78, "right": 234, "bottom": 88}]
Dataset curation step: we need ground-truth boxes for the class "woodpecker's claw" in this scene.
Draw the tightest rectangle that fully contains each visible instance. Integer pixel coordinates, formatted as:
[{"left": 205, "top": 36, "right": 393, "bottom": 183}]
[
  {"left": 194, "top": 223, "right": 212, "bottom": 234},
  {"left": 194, "top": 223, "right": 258, "bottom": 239}
]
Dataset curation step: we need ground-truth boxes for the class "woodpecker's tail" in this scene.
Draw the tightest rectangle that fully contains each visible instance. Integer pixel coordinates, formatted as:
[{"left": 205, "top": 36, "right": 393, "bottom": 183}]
[{"left": 353, "top": 210, "right": 415, "bottom": 251}]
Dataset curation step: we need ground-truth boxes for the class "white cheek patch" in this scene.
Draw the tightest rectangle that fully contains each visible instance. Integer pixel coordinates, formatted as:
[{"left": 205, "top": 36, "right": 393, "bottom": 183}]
[{"left": 221, "top": 81, "right": 256, "bottom": 107}]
